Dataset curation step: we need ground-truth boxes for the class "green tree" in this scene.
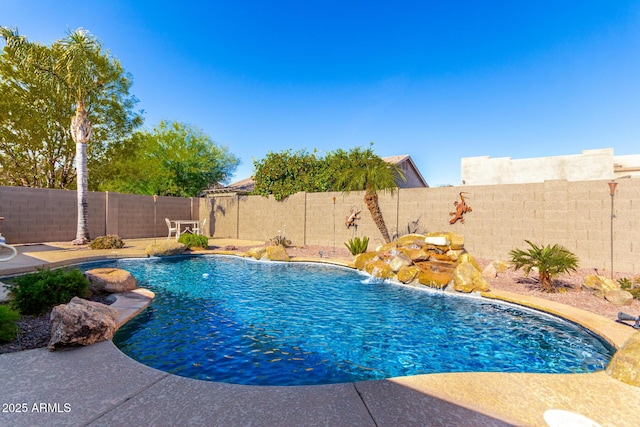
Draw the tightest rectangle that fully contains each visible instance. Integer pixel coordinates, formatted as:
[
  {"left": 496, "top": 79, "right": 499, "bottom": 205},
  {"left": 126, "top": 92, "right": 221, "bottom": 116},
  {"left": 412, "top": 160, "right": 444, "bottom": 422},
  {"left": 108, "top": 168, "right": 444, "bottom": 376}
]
[
  {"left": 509, "top": 240, "right": 579, "bottom": 293},
  {"left": 252, "top": 149, "right": 328, "bottom": 200},
  {"left": 0, "top": 44, "right": 76, "bottom": 188},
  {"left": 0, "top": 27, "right": 142, "bottom": 244},
  {"left": 98, "top": 120, "right": 239, "bottom": 197},
  {"left": 331, "top": 146, "right": 404, "bottom": 243}
]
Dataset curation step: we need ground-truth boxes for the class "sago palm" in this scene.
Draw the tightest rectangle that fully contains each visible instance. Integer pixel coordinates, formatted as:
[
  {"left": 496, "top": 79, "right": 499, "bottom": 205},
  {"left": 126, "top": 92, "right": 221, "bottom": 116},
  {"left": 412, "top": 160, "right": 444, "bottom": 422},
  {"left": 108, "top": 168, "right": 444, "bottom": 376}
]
[{"left": 509, "top": 240, "right": 579, "bottom": 293}]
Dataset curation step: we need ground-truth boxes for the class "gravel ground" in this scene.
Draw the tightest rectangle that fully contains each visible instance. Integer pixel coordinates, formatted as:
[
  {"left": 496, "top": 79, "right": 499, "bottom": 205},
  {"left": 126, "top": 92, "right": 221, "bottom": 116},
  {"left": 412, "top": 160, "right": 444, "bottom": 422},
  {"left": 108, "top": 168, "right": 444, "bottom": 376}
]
[{"left": 2, "top": 246, "right": 638, "bottom": 354}]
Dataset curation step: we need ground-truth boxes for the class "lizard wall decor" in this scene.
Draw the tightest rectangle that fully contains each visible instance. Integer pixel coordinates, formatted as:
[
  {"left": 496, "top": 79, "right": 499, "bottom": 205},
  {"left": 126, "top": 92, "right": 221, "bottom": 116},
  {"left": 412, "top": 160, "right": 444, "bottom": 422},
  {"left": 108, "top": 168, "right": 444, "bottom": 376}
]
[
  {"left": 449, "top": 192, "right": 472, "bottom": 224},
  {"left": 345, "top": 207, "right": 361, "bottom": 228}
]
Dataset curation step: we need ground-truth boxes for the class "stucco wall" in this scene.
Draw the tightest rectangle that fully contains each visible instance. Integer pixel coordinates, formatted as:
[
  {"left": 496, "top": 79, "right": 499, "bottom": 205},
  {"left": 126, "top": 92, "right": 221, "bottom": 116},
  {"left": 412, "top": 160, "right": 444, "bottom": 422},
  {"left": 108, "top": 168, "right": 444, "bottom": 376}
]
[{"left": 461, "top": 148, "right": 616, "bottom": 185}]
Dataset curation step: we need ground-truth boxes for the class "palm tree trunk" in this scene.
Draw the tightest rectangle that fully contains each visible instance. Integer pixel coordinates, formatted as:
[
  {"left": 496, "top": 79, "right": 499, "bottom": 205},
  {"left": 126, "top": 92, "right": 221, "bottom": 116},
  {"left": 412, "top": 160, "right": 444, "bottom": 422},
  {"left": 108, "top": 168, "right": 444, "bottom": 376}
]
[
  {"left": 71, "top": 101, "right": 91, "bottom": 244},
  {"left": 364, "top": 188, "right": 391, "bottom": 243},
  {"left": 539, "top": 271, "right": 555, "bottom": 293}
]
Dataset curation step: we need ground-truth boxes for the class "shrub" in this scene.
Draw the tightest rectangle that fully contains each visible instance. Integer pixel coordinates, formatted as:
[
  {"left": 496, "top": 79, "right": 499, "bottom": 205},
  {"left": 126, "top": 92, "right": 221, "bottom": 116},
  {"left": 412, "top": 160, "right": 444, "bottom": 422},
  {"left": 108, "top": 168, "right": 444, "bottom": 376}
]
[
  {"left": 0, "top": 305, "right": 20, "bottom": 343},
  {"left": 90, "top": 235, "right": 125, "bottom": 249},
  {"left": 7, "top": 268, "right": 90, "bottom": 315},
  {"left": 618, "top": 277, "right": 640, "bottom": 300},
  {"left": 618, "top": 277, "right": 633, "bottom": 289},
  {"left": 178, "top": 233, "right": 209, "bottom": 249},
  {"left": 509, "top": 240, "right": 579, "bottom": 293},
  {"left": 269, "top": 235, "right": 291, "bottom": 248},
  {"left": 345, "top": 236, "right": 369, "bottom": 255}
]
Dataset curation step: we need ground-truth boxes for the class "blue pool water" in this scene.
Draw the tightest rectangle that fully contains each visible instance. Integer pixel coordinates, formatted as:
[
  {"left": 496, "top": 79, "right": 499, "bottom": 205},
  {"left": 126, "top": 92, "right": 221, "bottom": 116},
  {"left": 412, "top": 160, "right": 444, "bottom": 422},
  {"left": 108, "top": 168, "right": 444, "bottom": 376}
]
[{"left": 88, "top": 256, "right": 614, "bottom": 386}]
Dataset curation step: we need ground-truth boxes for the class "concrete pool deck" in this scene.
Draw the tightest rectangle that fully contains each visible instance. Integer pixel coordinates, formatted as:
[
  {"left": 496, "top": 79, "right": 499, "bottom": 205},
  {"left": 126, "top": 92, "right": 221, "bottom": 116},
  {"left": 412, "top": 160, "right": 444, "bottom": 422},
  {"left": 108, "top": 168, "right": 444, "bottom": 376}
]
[{"left": 1, "top": 238, "right": 640, "bottom": 426}]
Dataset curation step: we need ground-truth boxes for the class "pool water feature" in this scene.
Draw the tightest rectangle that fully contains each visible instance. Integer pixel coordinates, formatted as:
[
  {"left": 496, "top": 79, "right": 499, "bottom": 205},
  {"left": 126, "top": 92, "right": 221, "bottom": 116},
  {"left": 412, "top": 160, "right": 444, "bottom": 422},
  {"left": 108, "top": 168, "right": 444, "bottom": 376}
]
[{"left": 92, "top": 256, "right": 614, "bottom": 386}]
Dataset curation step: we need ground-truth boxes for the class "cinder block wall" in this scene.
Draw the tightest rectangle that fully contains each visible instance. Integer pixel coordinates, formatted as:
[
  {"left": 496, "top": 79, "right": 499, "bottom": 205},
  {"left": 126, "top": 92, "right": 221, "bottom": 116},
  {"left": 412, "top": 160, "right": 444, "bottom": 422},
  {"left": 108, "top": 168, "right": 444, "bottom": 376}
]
[
  {"left": 2, "top": 178, "right": 638, "bottom": 273},
  {"left": 107, "top": 193, "right": 196, "bottom": 239},
  {"left": 237, "top": 192, "right": 307, "bottom": 244},
  {"left": 0, "top": 187, "right": 197, "bottom": 243},
  {"left": 0, "top": 187, "right": 106, "bottom": 242},
  {"left": 209, "top": 178, "right": 639, "bottom": 273},
  {"left": 205, "top": 196, "right": 240, "bottom": 238}
]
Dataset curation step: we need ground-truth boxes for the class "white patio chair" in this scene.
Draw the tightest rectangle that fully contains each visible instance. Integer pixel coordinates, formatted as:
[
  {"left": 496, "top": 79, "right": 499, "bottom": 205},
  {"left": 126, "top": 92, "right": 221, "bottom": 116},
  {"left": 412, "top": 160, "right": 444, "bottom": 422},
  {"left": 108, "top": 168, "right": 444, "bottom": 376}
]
[
  {"left": 165, "top": 218, "right": 178, "bottom": 239},
  {"left": 192, "top": 218, "right": 206, "bottom": 235}
]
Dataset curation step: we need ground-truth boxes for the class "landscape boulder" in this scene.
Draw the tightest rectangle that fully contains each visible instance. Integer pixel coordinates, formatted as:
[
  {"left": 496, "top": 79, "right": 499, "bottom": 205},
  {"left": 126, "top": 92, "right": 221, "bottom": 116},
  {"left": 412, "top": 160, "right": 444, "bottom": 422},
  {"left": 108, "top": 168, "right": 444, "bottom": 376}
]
[
  {"left": 404, "top": 248, "right": 430, "bottom": 262},
  {"left": 481, "top": 263, "right": 497, "bottom": 279},
  {"left": 417, "top": 264, "right": 454, "bottom": 289},
  {"left": 389, "top": 252, "right": 413, "bottom": 273},
  {"left": 246, "top": 247, "right": 266, "bottom": 260},
  {"left": 606, "top": 331, "right": 640, "bottom": 387},
  {"left": 397, "top": 266, "right": 421, "bottom": 283},
  {"left": 396, "top": 233, "right": 426, "bottom": 247},
  {"left": 145, "top": 240, "right": 186, "bottom": 257},
  {"left": 85, "top": 268, "right": 137, "bottom": 294},
  {"left": 352, "top": 231, "right": 491, "bottom": 294},
  {"left": 365, "top": 259, "right": 394, "bottom": 279},
  {"left": 264, "top": 245, "right": 290, "bottom": 262},
  {"left": 354, "top": 252, "right": 377, "bottom": 270},
  {"left": 453, "top": 260, "right": 490, "bottom": 293},
  {"left": 604, "top": 290, "right": 634, "bottom": 306},
  {"left": 48, "top": 297, "right": 118, "bottom": 351},
  {"left": 582, "top": 275, "right": 619, "bottom": 298}
]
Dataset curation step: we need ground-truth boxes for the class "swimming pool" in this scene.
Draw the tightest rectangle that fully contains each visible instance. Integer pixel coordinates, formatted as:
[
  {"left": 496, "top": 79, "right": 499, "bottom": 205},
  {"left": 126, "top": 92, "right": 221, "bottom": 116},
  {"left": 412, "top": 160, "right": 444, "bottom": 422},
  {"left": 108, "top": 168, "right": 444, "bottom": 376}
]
[{"left": 89, "top": 256, "right": 614, "bottom": 386}]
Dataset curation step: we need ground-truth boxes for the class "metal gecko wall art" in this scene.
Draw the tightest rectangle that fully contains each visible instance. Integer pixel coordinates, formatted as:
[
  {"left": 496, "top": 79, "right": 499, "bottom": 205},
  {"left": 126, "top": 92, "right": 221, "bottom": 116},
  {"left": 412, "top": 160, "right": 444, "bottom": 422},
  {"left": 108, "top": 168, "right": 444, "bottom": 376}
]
[{"left": 449, "top": 192, "right": 472, "bottom": 224}]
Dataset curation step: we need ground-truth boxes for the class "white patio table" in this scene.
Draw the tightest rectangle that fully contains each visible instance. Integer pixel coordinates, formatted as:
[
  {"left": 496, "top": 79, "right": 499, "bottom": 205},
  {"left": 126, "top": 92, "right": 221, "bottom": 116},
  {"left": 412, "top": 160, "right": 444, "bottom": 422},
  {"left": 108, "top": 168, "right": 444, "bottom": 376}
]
[{"left": 173, "top": 219, "right": 200, "bottom": 239}]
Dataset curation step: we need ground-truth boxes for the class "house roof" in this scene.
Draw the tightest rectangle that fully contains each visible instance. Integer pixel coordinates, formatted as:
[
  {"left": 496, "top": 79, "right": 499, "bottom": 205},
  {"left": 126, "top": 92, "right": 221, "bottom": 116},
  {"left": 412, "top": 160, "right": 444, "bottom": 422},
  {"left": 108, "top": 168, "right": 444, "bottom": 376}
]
[{"left": 382, "top": 155, "right": 429, "bottom": 188}]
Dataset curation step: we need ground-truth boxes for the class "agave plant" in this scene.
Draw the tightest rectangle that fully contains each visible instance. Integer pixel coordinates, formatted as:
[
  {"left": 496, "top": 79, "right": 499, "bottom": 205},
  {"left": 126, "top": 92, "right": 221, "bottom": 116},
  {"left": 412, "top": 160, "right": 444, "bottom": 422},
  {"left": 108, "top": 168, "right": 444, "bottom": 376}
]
[
  {"left": 509, "top": 240, "right": 579, "bottom": 293},
  {"left": 345, "top": 236, "right": 369, "bottom": 255}
]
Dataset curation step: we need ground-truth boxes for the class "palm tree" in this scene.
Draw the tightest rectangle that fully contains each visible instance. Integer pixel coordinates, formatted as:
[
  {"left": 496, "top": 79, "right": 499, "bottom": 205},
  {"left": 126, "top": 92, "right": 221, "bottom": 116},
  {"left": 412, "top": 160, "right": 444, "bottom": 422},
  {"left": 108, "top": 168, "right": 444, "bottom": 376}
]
[
  {"left": 57, "top": 30, "right": 105, "bottom": 244},
  {"left": 332, "top": 146, "right": 405, "bottom": 243},
  {"left": 509, "top": 240, "right": 579, "bottom": 293},
  {"left": 2, "top": 27, "right": 118, "bottom": 244}
]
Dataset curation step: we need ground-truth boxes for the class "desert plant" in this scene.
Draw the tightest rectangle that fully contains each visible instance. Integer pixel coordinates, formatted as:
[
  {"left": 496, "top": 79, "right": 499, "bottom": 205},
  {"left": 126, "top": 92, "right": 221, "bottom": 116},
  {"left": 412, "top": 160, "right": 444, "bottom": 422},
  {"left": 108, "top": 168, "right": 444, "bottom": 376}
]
[
  {"left": 0, "top": 304, "right": 20, "bottom": 343},
  {"left": 7, "top": 268, "right": 90, "bottom": 315},
  {"left": 90, "top": 235, "right": 125, "bottom": 249},
  {"left": 509, "top": 240, "right": 579, "bottom": 293},
  {"left": 618, "top": 277, "right": 633, "bottom": 289},
  {"left": 345, "top": 236, "right": 370, "bottom": 255},
  {"left": 618, "top": 277, "right": 640, "bottom": 300},
  {"left": 178, "top": 233, "right": 209, "bottom": 249},
  {"left": 269, "top": 235, "right": 291, "bottom": 248}
]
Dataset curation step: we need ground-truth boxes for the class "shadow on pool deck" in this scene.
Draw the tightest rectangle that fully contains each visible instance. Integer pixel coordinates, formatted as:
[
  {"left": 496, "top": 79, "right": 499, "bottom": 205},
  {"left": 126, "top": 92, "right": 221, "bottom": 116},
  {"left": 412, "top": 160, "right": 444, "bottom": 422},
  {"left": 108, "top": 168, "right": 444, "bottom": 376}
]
[{"left": 1, "top": 238, "right": 640, "bottom": 426}]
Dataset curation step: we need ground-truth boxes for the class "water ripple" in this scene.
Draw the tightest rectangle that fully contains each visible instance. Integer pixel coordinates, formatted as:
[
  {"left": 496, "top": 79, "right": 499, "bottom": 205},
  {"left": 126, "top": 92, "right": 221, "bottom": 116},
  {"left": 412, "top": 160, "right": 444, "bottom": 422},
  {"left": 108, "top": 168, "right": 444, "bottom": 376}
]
[{"left": 83, "top": 256, "right": 617, "bottom": 386}]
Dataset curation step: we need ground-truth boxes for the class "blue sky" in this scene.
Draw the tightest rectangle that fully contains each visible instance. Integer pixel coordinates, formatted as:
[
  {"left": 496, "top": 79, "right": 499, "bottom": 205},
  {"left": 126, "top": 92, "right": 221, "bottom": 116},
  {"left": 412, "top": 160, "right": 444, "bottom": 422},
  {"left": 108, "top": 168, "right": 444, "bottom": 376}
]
[{"left": 3, "top": 1, "right": 640, "bottom": 186}]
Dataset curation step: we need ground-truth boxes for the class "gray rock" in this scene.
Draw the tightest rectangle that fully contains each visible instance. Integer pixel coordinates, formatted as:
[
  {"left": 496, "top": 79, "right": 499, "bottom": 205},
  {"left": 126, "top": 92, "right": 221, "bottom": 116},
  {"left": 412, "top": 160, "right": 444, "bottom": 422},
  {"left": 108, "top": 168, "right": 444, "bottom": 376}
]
[{"left": 48, "top": 297, "right": 118, "bottom": 351}]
